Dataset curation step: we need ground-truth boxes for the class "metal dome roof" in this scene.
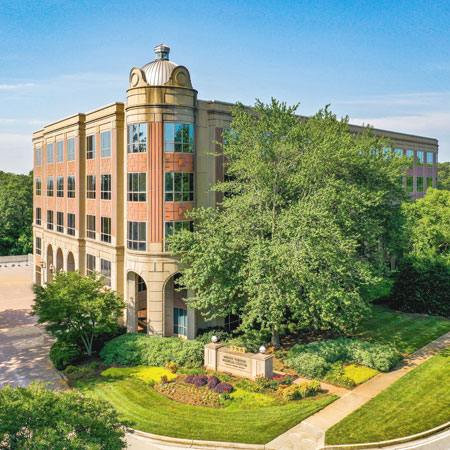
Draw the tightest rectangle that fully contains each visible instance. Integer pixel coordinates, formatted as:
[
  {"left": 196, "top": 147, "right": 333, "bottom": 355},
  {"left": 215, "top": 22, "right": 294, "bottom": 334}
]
[{"left": 142, "top": 44, "right": 177, "bottom": 86}]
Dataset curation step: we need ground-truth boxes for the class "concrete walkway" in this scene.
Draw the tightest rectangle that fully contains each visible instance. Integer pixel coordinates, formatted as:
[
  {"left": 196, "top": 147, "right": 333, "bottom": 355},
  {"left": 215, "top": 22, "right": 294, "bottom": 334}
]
[
  {"left": 266, "top": 330, "right": 450, "bottom": 450},
  {"left": 0, "top": 266, "right": 65, "bottom": 389}
]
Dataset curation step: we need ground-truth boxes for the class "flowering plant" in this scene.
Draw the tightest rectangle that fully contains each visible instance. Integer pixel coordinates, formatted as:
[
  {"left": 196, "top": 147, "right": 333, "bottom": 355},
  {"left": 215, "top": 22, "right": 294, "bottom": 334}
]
[{"left": 160, "top": 375, "right": 169, "bottom": 384}]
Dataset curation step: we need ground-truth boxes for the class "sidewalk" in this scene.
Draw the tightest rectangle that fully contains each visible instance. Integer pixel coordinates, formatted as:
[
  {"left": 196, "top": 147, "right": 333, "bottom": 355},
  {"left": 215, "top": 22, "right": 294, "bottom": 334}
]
[{"left": 266, "top": 330, "right": 450, "bottom": 450}]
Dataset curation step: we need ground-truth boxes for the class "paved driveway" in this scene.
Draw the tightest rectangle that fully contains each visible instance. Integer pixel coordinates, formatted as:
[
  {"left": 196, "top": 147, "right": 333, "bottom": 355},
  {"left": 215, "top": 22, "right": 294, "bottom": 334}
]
[{"left": 0, "top": 266, "right": 64, "bottom": 389}]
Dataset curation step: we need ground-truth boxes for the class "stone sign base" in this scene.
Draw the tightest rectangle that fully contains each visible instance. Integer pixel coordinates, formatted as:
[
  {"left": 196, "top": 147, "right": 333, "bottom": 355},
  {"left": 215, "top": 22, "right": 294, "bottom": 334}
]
[{"left": 204, "top": 343, "right": 273, "bottom": 380}]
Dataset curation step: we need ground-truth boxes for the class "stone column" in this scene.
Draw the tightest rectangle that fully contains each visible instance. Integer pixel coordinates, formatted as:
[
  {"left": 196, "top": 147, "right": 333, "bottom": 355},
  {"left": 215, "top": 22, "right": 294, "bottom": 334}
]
[
  {"left": 126, "top": 273, "right": 138, "bottom": 332},
  {"left": 204, "top": 343, "right": 224, "bottom": 371}
]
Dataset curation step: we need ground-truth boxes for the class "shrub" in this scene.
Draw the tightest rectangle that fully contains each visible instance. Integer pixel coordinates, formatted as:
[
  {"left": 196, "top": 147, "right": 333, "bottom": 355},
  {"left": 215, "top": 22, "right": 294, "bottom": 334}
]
[
  {"left": 286, "top": 352, "right": 329, "bottom": 379},
  {"left": 165, "top": 361, "right": 178, "bottom": 374},
  {"left": 195, "top": 327, "right": 233, "bottom": 345},
  {"left": 49, "top": 339, "right": 83, "bottom": 370},
  {"left": 192, "top": 375, "right": 208, "bottom": 387},
  {"left": 207, "top": 376, "right": 220, "bottom": 390},
  {"left": 343, "top": 364, "right": 379, "bottom": 384},
  {"left": 286, "top": 337, "right": 401, "bottom": 376},
  {"left": 100, "top": 333, "right": 204, "bottom": 368},
  {"left": 389, "top": 256, "right": 450, "bottom": 317},
  {"left": 214, "top": 382, "right": 233, "bottom": 393},
  {"left": 323, "top": 362, "right": 356, "bottom": 388},
  {"left": 280, "top": 384, "right": 301, "bottom": 401},
  {"left": 185, "top": 375, "right": 196, "bottom": 384}
]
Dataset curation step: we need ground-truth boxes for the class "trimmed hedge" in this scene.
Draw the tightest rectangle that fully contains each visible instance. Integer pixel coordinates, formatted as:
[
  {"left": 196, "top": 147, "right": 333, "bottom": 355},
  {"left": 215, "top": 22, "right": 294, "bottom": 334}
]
[
  {"left": 286, "top": 337, "right": 402, "bottom": 379},
  {"left": 100, "top": 333, "right": 203, "bottom": 368},
  {"left": 49, "top": 340, "right": 83, "bottom": 370},
  {"left": 195, "top": 327, "right": 233, "bottom": 345},
  {"left": 389, "top": 257, "right": 450, "bottom": 317}
]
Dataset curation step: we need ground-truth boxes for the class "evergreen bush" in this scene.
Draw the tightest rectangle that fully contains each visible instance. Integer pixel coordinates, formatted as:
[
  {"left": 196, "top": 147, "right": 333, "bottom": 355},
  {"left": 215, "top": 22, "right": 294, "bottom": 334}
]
[{"left": 49, "top": 339, "right": 83, "bottom": 370}]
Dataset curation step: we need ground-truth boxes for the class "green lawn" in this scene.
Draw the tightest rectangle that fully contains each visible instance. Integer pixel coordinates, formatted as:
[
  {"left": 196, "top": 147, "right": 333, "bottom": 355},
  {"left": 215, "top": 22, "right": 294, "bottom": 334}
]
[
  {"left": 76, "top": 377, "right": 337, "bottom": 444},
  {"left": 326, "top": 349, "right": 450, "bottom": 445},
  {"left": 352, "top": 305, "right": 450, "bottom": 354}
]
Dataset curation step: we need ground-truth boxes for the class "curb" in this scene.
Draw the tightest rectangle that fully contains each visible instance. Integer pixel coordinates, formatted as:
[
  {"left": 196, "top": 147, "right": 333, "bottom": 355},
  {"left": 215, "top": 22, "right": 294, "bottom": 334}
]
[
  {"left": 131, "top": 429, "right": 266, "bottom": 449},
  {"left": 320, "top": 420, "right": 450, "bottom": 449}
]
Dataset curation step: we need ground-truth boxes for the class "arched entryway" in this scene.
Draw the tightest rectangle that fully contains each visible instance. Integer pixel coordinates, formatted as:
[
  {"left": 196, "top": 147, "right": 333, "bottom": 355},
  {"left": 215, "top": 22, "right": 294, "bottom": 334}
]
[
  {"left": 164, "top": 273, "right": 188, "bottom": 338},
  {"left": 126, "top": 272, "right": 147, "bottom": 334},
  {"left": 56, "top": 248, "right": 64, "bottom": 272},
  {"left": 67, "top": 252, "right": 75, "bottom": 272},
  {"left": 46, "top": 244, "right": 53, "bottom": 282}
]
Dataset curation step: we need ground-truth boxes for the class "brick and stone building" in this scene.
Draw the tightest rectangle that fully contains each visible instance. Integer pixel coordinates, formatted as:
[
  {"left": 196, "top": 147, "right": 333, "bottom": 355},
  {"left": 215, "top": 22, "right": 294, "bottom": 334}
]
[{"left": 32, "top": 44, "right": 439, "bottom": 339}]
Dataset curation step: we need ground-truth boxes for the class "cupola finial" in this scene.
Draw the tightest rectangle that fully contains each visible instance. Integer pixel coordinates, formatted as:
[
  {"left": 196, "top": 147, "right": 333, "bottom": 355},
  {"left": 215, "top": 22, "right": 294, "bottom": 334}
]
[{"left": 154, "top": 44, "right": 170, "bottom": 61}]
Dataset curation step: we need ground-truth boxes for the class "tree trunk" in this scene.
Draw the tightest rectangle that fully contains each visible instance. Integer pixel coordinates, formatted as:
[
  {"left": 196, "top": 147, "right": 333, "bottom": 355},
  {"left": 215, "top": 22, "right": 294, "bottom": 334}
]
[{"left": 271, "top": 329, "right": 280, "bottom": 346}]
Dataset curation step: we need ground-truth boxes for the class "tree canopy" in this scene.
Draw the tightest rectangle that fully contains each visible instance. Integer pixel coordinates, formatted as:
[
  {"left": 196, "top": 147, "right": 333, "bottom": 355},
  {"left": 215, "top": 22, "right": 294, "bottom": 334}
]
[
  {"left": 168, "top": 99, "right": 409, "bottom": 344},
  {"left": 438, "top": 162, "right": 450, "bottom": 191},
  {"left": 0, "top": 382, "right": 128, "bottom": 449},
  {"left": 0, "top": 170, "right": 33, "bottom": 256},
  {"left": 32, "top": 271, "right": 125, "bottom": 356}
]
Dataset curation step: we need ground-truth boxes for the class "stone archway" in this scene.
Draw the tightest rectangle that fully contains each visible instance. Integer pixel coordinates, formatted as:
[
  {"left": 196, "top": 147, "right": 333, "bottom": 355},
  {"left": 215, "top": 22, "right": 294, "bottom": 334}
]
[
  {"left": 56, "top": 248, "right": 64, "bottom": 272},
  {"left": 67, "top": 252, "right": 75, "bottom": 272},
  {"left": 126, "top": 272, "right": 147, "bottom": 334},
  {"left": 46, "top": 244, "right": 53, "bottom": 282},
  {"left": 164, "top": 273, "right": 188, "bottom": 338}
]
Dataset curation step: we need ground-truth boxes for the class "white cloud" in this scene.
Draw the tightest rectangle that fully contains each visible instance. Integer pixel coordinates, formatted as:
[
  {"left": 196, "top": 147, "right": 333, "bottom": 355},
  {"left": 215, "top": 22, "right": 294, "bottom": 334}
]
[
  {"left": 0, "top": 133, "right": 33, "bottom": 174},
  {"left": 0, "top": 83, "right": 35, "bottom": 90}
]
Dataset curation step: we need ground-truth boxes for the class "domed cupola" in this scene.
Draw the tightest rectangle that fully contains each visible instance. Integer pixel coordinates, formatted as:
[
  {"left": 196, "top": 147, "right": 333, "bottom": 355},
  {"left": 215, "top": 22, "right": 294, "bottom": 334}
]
[{"left": 142, "top": 44, "right": 178, "bottom": 86}]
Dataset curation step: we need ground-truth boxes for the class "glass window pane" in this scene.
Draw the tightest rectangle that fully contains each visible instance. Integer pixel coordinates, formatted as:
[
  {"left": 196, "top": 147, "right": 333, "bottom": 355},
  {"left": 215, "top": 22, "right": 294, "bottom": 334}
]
[
  {"left": 165, "top": 173, "right": 173, "bottom": 192},
  {"left": 175, "top": 143, "right": 183, "bottom": 153},
  {"left": 174, "top": 124, "right": 183, "bottom": 142},
  {"left": 165, "top": 143, "right": 174, "bottom": 153},
  {"left": 182, "top": 125, "right": 190, "bottom": 143},
  {"left": 189, "top": 125, "right": 194, "bottom": 145},
  {"left": 174, "top": 173, "right": 182, "bottom": 192},
  {"left": 164, "top": 123, "right": 174, "bottom": 142}
]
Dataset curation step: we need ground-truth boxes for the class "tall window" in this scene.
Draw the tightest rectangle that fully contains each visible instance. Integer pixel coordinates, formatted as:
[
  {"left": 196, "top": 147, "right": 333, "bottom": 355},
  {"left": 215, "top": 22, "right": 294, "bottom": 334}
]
[
  {"left": 406, "top": 150, "right": 414, "bottom": 168},
  {"left": 47, "top": 143, "right": 54, "bottom": 164},
  {"left": 86, "top": 135, "right": 96, "bottom": 159},
  {"left": 47, "top": 210, "right": 54, "bottom": 230},
  {"left": 56, "top": 176, "right": 64, "bottom": 197},
  {"left": 36, "top": 207, "right": 41, "bottom": 225},
  {"left": 56, "top": 141, "right": 64, "bottom": 162},
  {"left": 417, "top": 177, "right": 424, "bottom": 192},
  {"left": 86, "top": 215, "right": 96, "bottom": 239},
  {"left": 165, "top": 172, "right": 194, "bottom": 202},
  {"left": 35, "top": 236, "right": 41, "bottom": 255},
  {"left": 47, "top": 177, "right": 54, "bottom": 197},
  {"left": 101, "top": 174, "right": 111, "bottom": 200},
  {"left": 164, "top": 123, "right": 194, "bottom": 153},
  {"left": 427, "top": 152, "right": 434, "bottom": 168},
  {"left": 67, "top": 138, "right": 75, "bottom": 161},
  {"left": 173, "top": 307, "right": 187, "bottom": 336},
  {"left": 67, "top": 176, "right": 75, "bottom": 198},
  {"left": 128, "top": 173, "right": 146, "bottom": 201},
  {"left": 127, "top": 221, "right": 146, "bottom": 251},
  {"left": 127, "top": 123, "right": 147, "bottom": 153},
  {"left": 427, "top": 177, "right": 433, "bottom": 190},
  {"left": 36, "top": 148, "right": 41, "bottom": 166},
  {"left": 417, "top": 151, "right": 424, "bottom": 167},
  {"left": 57, "top": 211, "right": 64, "bottom": 233},
  {"left": 101, "top": 217, "right": 111, "bottom": 243},
  {"left": 86, "top": 254, "right": 96, "bottom": 275},
  {"left": 165, "top": 221, "right": 193, "bottom": 239},
  {"left": 406, "top": 176, "right": 414, "bottom": 193},
  {"left": 67, "top": 213, "right": 75, "bottom": 236},
  {"left": 86, "top": 175, "right": 96, "bottom": 199},
  {"left": 101, "top": 131, "right": 111, "bottom": 157},
  {"left": 394, "top": 148, "right": 403, "bottom": 157},
  {"left": 100, "top": 259, "right": 111, "bottom": 287},
  {"left": 35, "top": 178, "right": 41, "bottom": 195}
]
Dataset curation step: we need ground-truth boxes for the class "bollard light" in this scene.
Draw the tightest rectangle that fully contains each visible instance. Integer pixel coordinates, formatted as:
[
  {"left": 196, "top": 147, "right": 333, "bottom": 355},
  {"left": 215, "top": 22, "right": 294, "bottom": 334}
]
[
  {"left": 211, "top": 335, "right": 218, "bottom": 343},
  {"left": 259, "top": 345, "right": 266, "bottom": 354}
]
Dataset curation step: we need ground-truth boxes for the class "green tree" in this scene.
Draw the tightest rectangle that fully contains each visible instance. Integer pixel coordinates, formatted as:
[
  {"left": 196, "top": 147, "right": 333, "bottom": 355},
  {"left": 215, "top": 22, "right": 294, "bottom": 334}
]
[
  {"left": 437, "top": 162, "right": 450, "bottom": 190},
  {"left": 32, "top": 271, "right": 125, "bottom": 356},
  {"left": 169, "top": 100, "right": 409, "bottom": 345},
  {"left": 402, "top": 188, "right": 450, "bottom": 260},
  {"left": 0, "top": 170, "right": 33, "bottom": 256},
  {"left": 0, "top": 382, "right": 128, "bottom": 449}
]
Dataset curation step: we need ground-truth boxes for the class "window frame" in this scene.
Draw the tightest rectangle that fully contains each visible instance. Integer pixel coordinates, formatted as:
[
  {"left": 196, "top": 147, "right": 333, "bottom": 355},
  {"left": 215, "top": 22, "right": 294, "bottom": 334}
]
[
  {"left": 36, "top": 207, "right": 41, "bottom": 225},
  {"left": 35, "top": 236, "right": 42, "bottom": 255},
  {"left": 36, "top": 148, "right": 42, "bottom": 166},
  {"left": 57, "top": 211, "right": 64, "bottom": 233},
  {"left": 406, "top": 176, "right": 414, "bottom": 193},
  {"left": 416, "top": 151, "right": 424, "bottom": 167},
  {"left": 127, "top": 172, "right": 146, "bottom": 202},
  {"left": 100, "top": 131, "right": 112, "bottom": 158},
  {"left": 416, "top": 176, "right": 424, "bottom": 192},
  {"left": 67, "top": 138, "right": 75, "bottom": 161},
  {"left": 47, "top": 210, "right": 54, "bottom": 230},
  {"left": 127, "top": 123, "right": 147, "bottom": 153},
  {"left": 47, "top": 143, "right": 54, "bottom": 164},
  {"left": 86, "top": 175, "right": 96, "bottom": 199},
  {"left": 86, "top": 254, "right": 96, "bottom": 275},
  {"left": 165, "top": 172, "right": 194, "bottom": 202},
  {"left": 427, "top": 152, "right": 434, "bottom": 168},
  {"left": 67, "top": 176, "right": 76, "bottom": 198},
  {"left": 164, "top": 123, "right": 194, "bottom": 153},
  {"left": 86, "top": 135, "right": 96, "bottom": 159},
  {"left": 35, "top": 178, "right": 41, "bottom": 196},
  {"left": 127, "top": 221, "right": 146, "bottom": 251},
  {"left": 56, "top": 141, "right": 64, "bottom": 162},
  {"left": 86, "top": 214, "right": 96, "bottom": 240},
  {"left": 173, "top": 307, "right": 187, "bottom": 336},
  {"left": 100, "top": 259, "right": 112, "bottom": 287},
  {"left": 67, "top": 213, "right": 75, "bottom": 236},
  {"left": 101, "top": 216, "right": 112, "bottom": 243},
  {"left": 56, "top": 176, "right": 64, "bottom": 197},
  {"left": 47, "top": 177, "right": 54, "bottom": 197},
  {"left": 101, "top": 174, "right": 112, "bottom": 200}
]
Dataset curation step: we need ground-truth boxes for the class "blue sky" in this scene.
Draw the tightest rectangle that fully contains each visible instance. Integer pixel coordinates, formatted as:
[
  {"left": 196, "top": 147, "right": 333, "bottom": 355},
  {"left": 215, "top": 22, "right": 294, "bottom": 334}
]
[{"left": 0, "top": 0, "right": 449, "bottom": 173}]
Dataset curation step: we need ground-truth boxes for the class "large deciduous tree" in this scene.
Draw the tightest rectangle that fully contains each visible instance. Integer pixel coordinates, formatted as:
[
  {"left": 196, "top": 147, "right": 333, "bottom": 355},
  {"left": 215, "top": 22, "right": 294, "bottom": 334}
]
[
  {"left": 0, "top": 382, "right": 128, "bottom": 449},
  {"left": 0, "top": 170, "right": 33, "bottom": 256},
  {"left": 168, "top": 100, "right": 408, "bottom": 345},
  {"left": 32, "top": 271, "right": 125, "bottom": 356}
]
